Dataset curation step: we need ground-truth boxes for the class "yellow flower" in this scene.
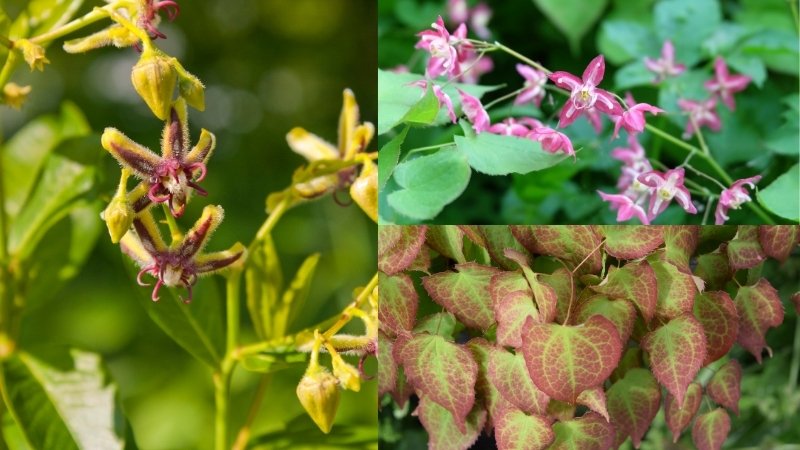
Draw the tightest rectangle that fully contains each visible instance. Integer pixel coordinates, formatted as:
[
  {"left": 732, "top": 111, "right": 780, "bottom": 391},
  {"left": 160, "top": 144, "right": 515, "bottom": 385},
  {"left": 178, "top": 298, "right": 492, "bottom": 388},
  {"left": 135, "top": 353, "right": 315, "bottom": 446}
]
[
  {"left": 2, "top": 83, "right": 32, "bottom": 110},
  {"left": 14, "top": 39, "right": 49, "bottom": 72}
]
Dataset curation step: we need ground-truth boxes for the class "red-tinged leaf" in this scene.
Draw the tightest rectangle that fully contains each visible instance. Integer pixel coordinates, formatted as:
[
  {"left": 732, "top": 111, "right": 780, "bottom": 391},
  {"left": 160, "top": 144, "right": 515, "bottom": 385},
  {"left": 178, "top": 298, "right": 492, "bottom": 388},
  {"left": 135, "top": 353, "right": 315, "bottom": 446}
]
[
  {"left": 706, "top": 359, "right": 742, "bottom": 416},
  {"left": 379, "top": 272, "right": 418, "bottom": 337},
  {"left": 426, "top": 225, "right": 467, "bottom": 263},
  {"left": 413, "top": 311, "right": 458, "bottom": 338},
  {"left": 494, "top": 408, "right": 554, "bottom": 450},
  {"left": 378, "top": 331, "right": 396, "bottom": 398},
  {"left": 546, "top": 400, "right": 576, "bottom": 422},
  {"left": 692, "top": 408, "right": 730, "bottom": 450},
  {"left": 650, "top": 260, "right": 697, "bottom": 319},
  {"left": 467, "top": 338, "right": 514, "bottom": 432},
  {"left": 488, "top": 347, "right": 549, "bottom": 415},
  {"left": 416, "top": 395, "right": 487, "bottom": 450},
  {"left": 734, "top": 278, "right": 785, "bottom": 363},
  {"left": 695, "top": 251, "right": 732, "bottom": 291},
  {"left": 726, "top": 226, "right": 766, "bottom": 270},
  {"left": 663, "top": 225, "right": 699, "bottom": 271},
  {"left": 641, "top": 314, "right": 706, "bottom": 408},
  {"left": 793, "top": 292, "right": 800, "bottom": 315},
  {"left": 511, "top": 226, "right": 603, "bottom": 274},
  {"left": 477, "top": 225, "right": 533, "bottom": 270},
  {"left": 490, "top": 271, "right": 539, "bottom": 348},
  {"left": 607, "top": 368, "right": 661, "bottom": 449},
  {"left": 576, "top": 387, "right": 609, "bottom": 422},
  {"left": 575, "top": 295, "right": 636, "bottom": 344},
  {"left": 400, "top": 334, "right": 478, "bottom": 431},
  {"left": 601, "top": 225, "right": 664, "bottom": 260},
  {"left": 611, "top": 347, "right": 643, "bottom": 383},
  {"left": 378, "top": 225, "right": 427, "bottom": 275},
  {"left": 458, "top": 225, "right": 485, "bottom": 247},
  {"left": 693, "top": 291, "right": 738, "bottom": 365},
  {"left": 505, "top": 249, "right": 558, "bottom": 323},
  {"left": 521, "top": 315, "right": 622, "bottom": 403},
  {"left": 422, "top": 263, "right": 500, "bottom": 331},
  {"left": 392, "top": 367, "right": 413, "bottom": 408},
  {"left": 592, "top": 260, "right": 657, "bottom": 322},
  {"left": 758, "top": 225, "right": 799, "bottom": 263},
  {"left": 549, "top": 412, "right": 615, "bottom": 450},
  {"left": 408, "top": 244, "right": 432, "bottom": 274},
  {"left": 664, "top": 382, "right": 702, "bottom": 443},
  {"left": 540, "top": 268, "right": 574, "bottom": 324}
]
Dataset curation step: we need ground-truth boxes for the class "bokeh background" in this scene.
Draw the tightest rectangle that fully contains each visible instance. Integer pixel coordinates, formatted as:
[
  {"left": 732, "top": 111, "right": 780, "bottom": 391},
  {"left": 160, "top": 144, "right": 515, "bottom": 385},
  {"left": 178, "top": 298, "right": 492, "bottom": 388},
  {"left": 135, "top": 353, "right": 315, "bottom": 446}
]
[{"left": 1, "top": 0, "right": 377, "bottom": 448}]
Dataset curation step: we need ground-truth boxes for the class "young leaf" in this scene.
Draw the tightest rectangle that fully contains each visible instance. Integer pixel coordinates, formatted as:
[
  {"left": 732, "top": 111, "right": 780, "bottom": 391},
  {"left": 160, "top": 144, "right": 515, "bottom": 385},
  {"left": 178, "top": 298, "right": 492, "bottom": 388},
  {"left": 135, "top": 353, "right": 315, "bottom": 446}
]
[
  {"left": 734, "top": 278, "right": 785, "bottom": 363},
  {"left": 592, "top": 260, "right": 657, "bottom": 322},
  {"left": 521, "top": 315, "right": 622, "bottom": 402},
  {"left": 727, "top": 226, "right": 767, "bottom": 270},
  {"left": 650, "top": 260, "right": 696, "bottom": 319},
  {"left": 663, "top": 225, "right": 699, "bottom": 271},
  {"left": 607, "top": 368, "right": 661, "bottom": 449},
  {"left": 641, "top": 314, "right": 706, "bottom": 408},
  {"left": 601, "top": 226, "right": 664, "bottom": 260},
  {"left": 378, "top": 126, "right": 409, "bottom": 190},
  {"left": 664, "top": 382, "right": 702, "bottom": 443},
  {"left": 453, "top": 131, "right": 567, "bottom": 176},
  {"left": 280, "top": 253, "right": 320, "bottom": 335},
  {"left": 400, "top": 334, "right": 478, "bottom": 431},
  {"left": 379, "top": 272, "right": 418, "bottom": 337},
  {"left": 532, "top": 0, "right": 609, "bottom": 54},
  {"left": 758, "top": 225, "right": 799, "bottom": 263},
  {"left": 505, "top": 249, "right": 558, "bottom": 323},
  {"left": 422, "top": 263, "right": 500, "bottom": 331},
  {"left": 477, "top": 225, "right": 533, "bottom": 270},
  {"left": 490, "top": 271, "right": 539, "bottom": 348},
  {"left": 415, "top": 395, "right": 487, "bottom": 450},
  {"left": 576, "top": 387, "right": 609, "bottom": 422},
  {"left": 549, "top": 412, "right": 615, "bottom": 450},
  {"left": 693, "top": 291, "right": 739, "bottom": 365},
  {"left": 426, "top": 225, "right": 467, "bottom": 263},
  {"left": 413, "top": 312, "right": 459, "bottom": 339},
  {"left": 378, "top": 331, "right": 396, "bottom": 398},
  {"left": 488, "top": 347, "right": 549, "bottom": 415},
  {"left": 378, "top": 225, "right": 427, "bottom": 275},
  {"left": 511, "top": 226, "right": 603, "bottom": 274},
  {"left": 575, "top": 295, "right": 636, "bottom": 345},
  {"left": 401, "top": 85, "right": 439, "bottom": 126},
  {"left": 494, "top": 408, "right": 555, "bottom": 450},
  {"left": 692, "top": 408, "right": 731, "bottom": 450},
  {"left": 706, "top": 359, "right": 742, "bottom": 416},
  {"left": 540, "top": 268, "right": 574, "bottom": 324},
  {"left": 695, "top": 251, "right": 732, "bottom": 291}
]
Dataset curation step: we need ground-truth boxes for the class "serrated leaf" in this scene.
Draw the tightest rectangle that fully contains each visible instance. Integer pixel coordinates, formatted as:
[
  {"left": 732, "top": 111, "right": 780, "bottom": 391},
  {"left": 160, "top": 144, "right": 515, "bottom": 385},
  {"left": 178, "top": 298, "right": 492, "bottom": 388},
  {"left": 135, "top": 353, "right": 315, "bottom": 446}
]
[
  {"left": 601, "top": 226, "right": 664, "bottom": 260},
  {"left": 642, "top": 314, "right": 706, "bottom": 408},
  {"left": 592, "top": 260, "right": 657, "bottom": 322},
  {"left": 532, "top": 0, "right": 609, "bottom": 54},
  {"left": 467, "top": 338, "right": 515, "bottom": 432},
  {"left": 400, "top": 334, "right": 478, "bottom": 431},
  {"left": 576, "top": 387, "right": 609, "bottom": 422},
  {"left": 521, "top": 315, "right": 622, "bottom": 402},
  {"left": 607, "top": 368, "right": 661, "bottom": 449},
  {"left": 575, "top": 295, "right": 636, "bottom": 345},
  {"left": 734, "top": 278, "right": 784, "bottom": 363},
  {"left": 758, "top": 225, "right": 799, "bottom": 263},
  {"left": 505, "top": 249, "right": 558, "bottom": 324},
  {"left": 549, "top": 412, "right": 615, "bottom": 450},
  {"left": 413, "top": 312, "right": 459, "bottom": 338},
  {"left": 727, "top": 226, "right": 766, "bottom": 270},
  {"left": 495, "top": 408, "right": 554, "bottom": 450},
  {"left": 422, "top": 263, "right": 500, "bottom": 331},
  {"left": 757, "top": 163, "right": 799, "bottom": 221},
  {"left": 408, "top": 244, "right": 432, "bottom": 274},
  {"left": 378, "top": 332, "right": 396, "bottom": 398},
  {"left": 453, "top": 130, "right": 568, "bottom": 176},
  {"left": 663, "top": 226, "right": 698, "bottom": 271},
  {"left": 379, "top": 272, "right": 418, "bottom": 337},
  {"left": 378, "top": 225, "right": 427, "bottom": 275},
  {"left": 693, "top": 291, "right": 739, "bottom": 365},
  {"left": 706, "top": 359, "right": 742, "bottom": 416},
  {"left": 415, "top": 396, "right": 486, "bottom": 450},
  {"left": 664, "top": 382, "right": 702, "bottom": 443},
  {"left": 488, "top": 348, "right": 549, "bottom": 415},
  {"left": 695, "top": 251, "right": 732, "bottom": 291},
  {"left": 511, "top": 226, "right": 603, "bottom": 275},
  {"left": 425, "top": 225, "right": 466, "bottom": 263},
  {"left": 477, "top": 225, "right": 533, "bottom": 270},
  {"left": 490, "top": 271, "right": 538, "bottom": 348},
  {"left": 650, "top": 260, "right": 696, "bottom": 319},
  {"left": 692, "top": 408, "right": 730, "bottom": 450}
]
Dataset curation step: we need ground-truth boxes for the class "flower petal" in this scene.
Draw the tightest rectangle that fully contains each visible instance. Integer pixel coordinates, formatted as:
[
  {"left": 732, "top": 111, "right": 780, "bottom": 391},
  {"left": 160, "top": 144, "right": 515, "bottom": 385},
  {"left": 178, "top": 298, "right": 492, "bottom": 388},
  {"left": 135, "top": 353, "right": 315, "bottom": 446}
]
[
  {"left": 582, "top": 55, "right": 606, "bottom": 86},
  {"left": 185, "top": 129, "right": 216, "bottom": 165},
  {"left": 101, "top": 128, "right": 161, "bottom": 179},
  {"left": 338, "top": 89, "right": 359, "bottom": 158},
  {"left": 178, "top": 204, "right": 224, "bottom": 259},
  {"left": 195, "top": 242, "right": 246, "bottom": 274},
  {"left": 132, "top": 209, "right": 168, "bottom": 255},
  {"left": 161, "top": 99, "right": 189, "bottom": 159},
  {"left": 548, "top": 71, "right": 581, "bottom": 91},
  {"left": 673, "top": 186, "right": 697, "bottom": 214},
  {"left": 286, "top": 127, "right": 340, "bottom": 162},
  {"left": 594, "top": 89, "right": 623, "bottom": 115}
]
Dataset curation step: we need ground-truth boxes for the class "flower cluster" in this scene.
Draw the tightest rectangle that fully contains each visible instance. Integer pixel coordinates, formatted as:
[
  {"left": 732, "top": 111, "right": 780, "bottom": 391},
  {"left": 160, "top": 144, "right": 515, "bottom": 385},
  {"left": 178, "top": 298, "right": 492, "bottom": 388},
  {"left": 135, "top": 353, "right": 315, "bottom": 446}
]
[{"left": 415, "top": 16, "right": 492, "bottom": 83}]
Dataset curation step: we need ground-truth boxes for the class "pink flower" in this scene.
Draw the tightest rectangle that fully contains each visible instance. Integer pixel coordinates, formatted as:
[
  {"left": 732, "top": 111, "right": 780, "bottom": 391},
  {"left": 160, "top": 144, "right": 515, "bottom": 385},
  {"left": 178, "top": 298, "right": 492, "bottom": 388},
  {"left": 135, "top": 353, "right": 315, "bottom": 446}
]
[
  {"left": 447, "top": 0, "right": 469, "bottom": 23},
  {"left": 410, "top": 80, "right": 456, "bottom": 123},
  {"left": 585, "top": 106, "right": 604, "bottom": 134},
  {"left": 678, "top": 98, "right": 721, "bottom": 138},
  {"left": 514, "top": 64, "right": 548, "bottom": 107},
  {"left": 704, "top": 57, "right": 751, "bottom": 111},
  {"left": 489, "top": 118, "right": 528, "bottom": 137},
  {"left": 598, "top": 191, "right": 651, "bottom": 224},
  {"left": 469, "top": 3, "right": 492, "bottom": 39},
  {"left": 638, "top": 168, "right": 698, "bottom": 219},
  {"left": 715, "top": 175, "right": 762, "bottom": 224},
  {"left": 518, "top": 117, "right": 544, "bottom": 130},
  {"left": 457, "top": 88, "right": 490, "bottom": 133},
  {"left": 527, "top": 127, "right": 575, "bottom": 160},
  {"left": 458, "top": 52, "right": 494, "bottom": 84},
  {"left": 416, "top": 16, "right": 469, "bottom": 79},
  {"left": 644, "top": 40, "right": 686, "bottom": 82},
  {"left": 611, "top": 134, "right": 652, "bottom": 191},
  {"left": 612, "top": 92, "right": 664, "bottom": 138},
  {"left": 548, "top": 55, "right": 623, "bottom": 128}
]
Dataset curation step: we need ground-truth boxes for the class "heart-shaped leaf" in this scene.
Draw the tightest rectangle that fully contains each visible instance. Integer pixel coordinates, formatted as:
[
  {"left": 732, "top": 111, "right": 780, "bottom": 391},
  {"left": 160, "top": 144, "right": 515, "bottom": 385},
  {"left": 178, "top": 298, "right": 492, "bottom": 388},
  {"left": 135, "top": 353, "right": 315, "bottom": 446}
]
[
  {"left": 422, "top": 263, "right": 500, "bottom": 331},
  {"left": 576, "top": 386, "right": 609, "bottom": 422},
  {"left": 425, "top": 225, "right": 467, "bottom": 263},
  {"left": 494, "top": 408, "right": 554, "bottom": 450},
  {"left": 592, "top": 260, "right": 657, "bottom": 322},
  {"left": 734, "top": 278, "right": 785, "bottom": 363},
  {"left": 490, "top": 271, "right": 538, "bottom": 348},
  {"left": 607, "top": 368, "right": 661, "bottom": 449},
  {"left": 476, "top": 225, "right": 533, "bottom": 270},
  {"left": 663, "top": 225, "right": 699, "bottom": 271},
  {"left": 504, "top": 249, "right": 558, "bottom": 323},
  {"left": 665, "top": 382, "right": 702, "bottom": 443},
  {"left": 488, "top": 347, "right": 549, "bottom": 415},
  {"left": 651, "top": 260, "right": 696, "bottom": 319},
  {"left": 706, "top": 359, "right": 742, "bottom": 416},
  {"left": 415, "top": 395, "right": 487, "bottom": 450},
  {"left": 695, "top": 251, "right": 732, "bottom": 291},
  {"left": 511, "top": 226, "right": 603, "bottom": 274},
  {"left": 378, "top": 225, "right": 427, "bottom": 275},
  {"left": 378, "top": 332, "right": 396, "bottom": 398},
  {"left": 379, "top": 272, "right": 418, "bottom": 337},
  {"left": 467, "top": 338, "right": 515, "bottom": 432},
  {"left": 532, "top": 0, "right": 609, "bottom": 54},
  {"left": 693, "top": 291, "right": 739, "bottom": 365},
  {"left": 454, "top": 130, "right": 568, "bottom": 176},
  {"left": 601, "top": 226, "right": 664, "bottom": 260},
  {"left": 758, "top": 225, "right": 799, "bottom": 263},
  {"left": 575, "top": 295, "right": 636, "bottom": 345},
  {"left": 692, "top": 408, "right": 730, "bottom": 450},
  {"left": 549, "top": 412, "right": 615, "bottom": 450},
  {"left": 727, "top": 226, "right": 766, "bottom": 270}
]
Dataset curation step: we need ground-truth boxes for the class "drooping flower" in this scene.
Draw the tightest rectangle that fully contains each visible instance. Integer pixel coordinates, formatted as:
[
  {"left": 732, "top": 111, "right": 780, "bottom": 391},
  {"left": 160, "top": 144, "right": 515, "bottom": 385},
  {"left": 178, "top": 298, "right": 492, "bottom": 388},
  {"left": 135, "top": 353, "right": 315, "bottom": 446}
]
[
  {"left": 410, "top": 80, "right": 456, "bottom": 123},
  {"left": 704, "top": 57, "right": 751, "bottom": 111},
  {"left": 447, "top": 0, "right": 470, "bottom": 23},
  {"left": 678, "top": 98, "right": 721, "bottom": 139},
  {"left": 611, "top": 133, "right": 653, "bottom": 191},
  {"left": 120, "top": 206, "right": 244, "bottom": 302},
  {"left": 644, "top": 40, "right": 686, "bottom": 82},
  {"left": 102, "top": 98, "right": 215, "bottom": 217},
  {"left": 514, "top": 64, "right": 548, "bottom": 107},
  {"left": 612, "top": 92, "right": 664, "bottom": 139},
  {"left": 488, "top": 118, "right": 528, "bottom": 137},
  {"left": 638, "top": 168, "right": 698, "bottom": 219},
  {"left": 416, "top": 16, "right": 470, "bottom": 79},
  {"left": 715, "top": 175, "right": 762, "bottom": 224},
  {"left": 548, "top": 55, "right": 623, "bottom": 128},
  {"left": 527, "top": 127, "right": 575, "bottom": 160},
  {"left": 1, "top": 83, "right": 32, "bottom": 110},
  {"left": 14, "top": 39, "right": 49, "bottom": 71},
  {"left": 597, "top": 191, "right": 651, "bottom": 225},
  {"left": 457, "top": 88, "right": 490, "bottom": 133},
  {"left": 457, "top": 51, "right": 494, "bottom": 84},
  {"left": 446, "top": 0, "right": 492, "bottom": 39}
]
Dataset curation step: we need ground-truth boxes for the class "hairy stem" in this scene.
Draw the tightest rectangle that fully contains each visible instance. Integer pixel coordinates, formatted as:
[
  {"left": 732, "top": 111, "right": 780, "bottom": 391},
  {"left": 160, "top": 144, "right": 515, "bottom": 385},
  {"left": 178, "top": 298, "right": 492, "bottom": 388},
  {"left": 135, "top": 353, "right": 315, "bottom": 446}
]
[
  {"left": 161, "top": 204, "right": 183, "bottom": 243},
  {"left": 232, "top": 375, "right": 272, "bottom": 450},
  {"left": 322, "top": 272, "right": 378, "bottom": 339},
  {"left": 30, "top": 6, "right": 113, "bottom": 45},
  {"left": 0, "top": 52, "right": 19, "bottom": 108}
]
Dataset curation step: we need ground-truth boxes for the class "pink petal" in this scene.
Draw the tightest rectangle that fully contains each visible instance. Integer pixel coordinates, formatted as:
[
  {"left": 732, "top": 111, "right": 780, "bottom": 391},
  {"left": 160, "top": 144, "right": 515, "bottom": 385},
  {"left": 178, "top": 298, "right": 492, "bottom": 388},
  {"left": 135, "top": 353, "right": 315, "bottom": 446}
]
[
  {"left": 715, "top": 201, "right": 729, "bottom": 225},
  {"left": 549, "top": 71, "right": 582, "bottom": 91},
  {"left": 638, "top": 171, "right": 665, "bottom": 188},
  {"left": 516, "top": 63, "right": 538, "bottom": 81},
  {"left": 557, "top": 100, "right": 582, "bottom": 128},
  {"left": 714, "top": 57, "right": 730, "bottom": 79},
  {"left": 582, "top": 55, "right": 606, "bottom": 86},
  {"left": 514, "top": 88, "right": 537, "bottom": 105},
  {"left": 726, "top": 74, "right": 751, "bottom": 92},
  {"left": 663, "top": 40, "right": 675, "bottom": 60},
  {"left": 594, "top": 89, "right": 623, "bottom": 115},
  {"left": 673, "top": 186, "right": 697, "bottom": 214}
]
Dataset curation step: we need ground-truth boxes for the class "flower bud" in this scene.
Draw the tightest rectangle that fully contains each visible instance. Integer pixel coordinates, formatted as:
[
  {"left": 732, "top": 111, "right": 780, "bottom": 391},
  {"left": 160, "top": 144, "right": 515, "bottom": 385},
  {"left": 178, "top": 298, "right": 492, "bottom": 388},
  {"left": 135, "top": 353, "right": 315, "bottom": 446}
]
[
  {"left": 350, "top": 159, "right": 377, "bottom": 222},
  {"left": 2, "top": 83, "right": 32, "bottom": 110},
  {"left": 15, "top": 39, "right": 49, "bottom": 71},
  {"left": 296, "top": 369, "right": 340, "bottom": 434},
  {"left": 102, "top": 171, "right": 135, "bottom": 243},
  {"left": 131, "top": 49, "right": 177, "bottom": 120},
  {"left": 178, "top": 71, "right": 205, "bottom": 111}
]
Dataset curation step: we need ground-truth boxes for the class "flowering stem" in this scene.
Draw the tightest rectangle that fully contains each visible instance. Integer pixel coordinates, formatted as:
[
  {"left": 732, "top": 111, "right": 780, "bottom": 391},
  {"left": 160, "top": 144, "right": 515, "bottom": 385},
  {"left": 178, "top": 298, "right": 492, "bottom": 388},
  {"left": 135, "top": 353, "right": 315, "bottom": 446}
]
[
  {"left": 322, "top": 272, "right": 378, "bottom": 339},
  {"left": 214, "top": 267, "right": 243, "bottom": 450},
  {"left": 253, "top": 197, "right": 288, "bottom": 244},
  {"left": 161, "top": 204, "right": 183, "bottom": 244},
  {"left": 483, "top": 86, "right": 527, "bottom": 110},
  {"left": 30, "top": 6, "right": 112, "bottom": 45},
  {"left": 702, "top": 196, "right": 713, "bottom": 225},
  {"left": 232, "top": 375, "right": 272, "bottom": 450},
  {"left": 690, "top": 117, "right": 712, "bottom": 156},
  {"left": 490, "top": 41, "right": 552, "bottom": 75},
  {"left": 0, "top": 51, "right": 19, "bottom": 98},
  {"left": 226, "top": 270, "right": 242, "bottom": 355},
  {"left": 213, "top": 363, "right": 233, "bottom": 450}
]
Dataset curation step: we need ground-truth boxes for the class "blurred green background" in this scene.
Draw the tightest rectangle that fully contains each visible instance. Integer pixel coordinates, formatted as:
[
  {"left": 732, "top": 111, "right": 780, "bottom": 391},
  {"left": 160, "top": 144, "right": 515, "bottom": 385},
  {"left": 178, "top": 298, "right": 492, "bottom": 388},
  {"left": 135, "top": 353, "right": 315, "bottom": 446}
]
[{"left": 1, "top": 0, "right": 377, "bottom": 448}]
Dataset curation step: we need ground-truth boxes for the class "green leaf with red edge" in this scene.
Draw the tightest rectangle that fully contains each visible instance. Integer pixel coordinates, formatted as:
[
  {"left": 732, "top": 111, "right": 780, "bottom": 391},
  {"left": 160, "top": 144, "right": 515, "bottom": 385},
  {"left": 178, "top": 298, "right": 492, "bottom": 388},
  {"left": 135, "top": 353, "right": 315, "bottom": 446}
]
[
  {"left": 458, "top": 225, "right": 485, "bottom": 247},
  {"left": 379, "top": 272, "right": 418, "bottom": 337},
  {"left": 546, "top": 400, "right": 576, "bottom": 422},
  {"left": 650, "top": 260, "right": 697, "bottom": 319},
  {"left": 407, "top": 243, "right": 432, "bottom": 273},
  {"left": 378, "top": 331, "right": 396, "bottom": 398},
  {"left": 693, "top": 291, "right": 738, "bottom": 365},
  {"left": 607, "top": 368, "right": 661, "bottom": 449},
  {"left": 758, "top": 225, "right": 799, "bottom": 263},
  {"left": 413, "top": 312, "right": 458, "bottom": 339},
  {"left": 727, "top": 226, "right": 766, "bottom": 271},
  {"left": 511, "top": 226, "right": 603, "bottom": 274},
  {"left": 576, "top": 387, "right": 609, "bottom": 422},
  {"left": 426, "top": 225, "right": 466, "bottom": 263},
  {"left": 695, "top": 251, "right": 732, "bottom": 291},
  {"left": 505, "top": 249, "right": 558, "bottom": 323},
  {"left": 549, "top": 412, "right": 615, "bottom": 450},
  {"left": 706, "top": 359, "right": 742, "bottom": 416},
  {"left": 476, "top": 225, "right": 533, "bottom": 270},
  {"left": 378, "top": 225, "right": 427, "bottom": 275},
  {"left": 415, "top": 395, "right": 487, "bottom": 450},
  {"left": 663, "top": 226, "right": 699, "bottom": 271},
  {"left": 665, "top": 382, "right": 702, "bottom": 443},
  {"left": 734, "top": 278, "right": 785, "bottom": 363},
  {"left": 540, "top": 268, "right": 574, "bottom": 324},
  {"left": 521, "top": 315, "right": 622, "bottom": 402},
  {"left": 611, "top": 347, "right": 643, "bottom": 383},
  {"left": 392, "top": 367, "right": 413, "bottom": 408},
  {"left": 422, "top": 263, "right": 500, "bottom": 331},
  {"left": 488, "top": 347, "right": 549, "bottom": 415},
  {"left": 467, "top": 338, "right": 514, "bottom": 432},
  {"left": 642, "top": 314, "right": 706, "bottom": 408},
  {"left": 490, "top": 271, "right": 539, "bottom": 348},
  {"left": 575, "top": 295, "right": 636, "bottom": 344},
  {"left": 601, "top": 226, "right": 664, "bottom": 260},
  {"left": 592, "top": 260, "right": 657, "bottom": 322},
  {"left": 401, "top": 334, "right": 478, "bottom": 431},
  {"left": 692, "top": 408, "right": 730, "bottom": 450},
  {"left": 495, "top": 408, "right": 554, "bottom": 450}
]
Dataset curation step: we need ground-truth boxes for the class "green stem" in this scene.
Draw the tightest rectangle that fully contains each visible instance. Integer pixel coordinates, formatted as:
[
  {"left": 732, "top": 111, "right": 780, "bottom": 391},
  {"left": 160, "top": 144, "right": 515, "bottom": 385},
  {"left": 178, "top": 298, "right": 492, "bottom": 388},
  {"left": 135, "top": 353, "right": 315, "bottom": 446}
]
[
  {"left": 0, "top": 52, "right": 19, "bottom": 102},
  {"left": 161, "top": 204, "right": 183, "bottom": 244},
  {"left": 483, "top": 86, "right": 527, "bottom": 110},
  {"left": 787, "top": 315, "right": 800, "bottom": 397},
  {"left": 322, "top": 272, "right": 378, "bottom": 339},
  {"left": 215, "top": 269, "right": 243, "bottom": 450},
  {"left": 231, "top": 375, "right": 272, "bottom": 450},
  {"left": 29, "top": 6, "right": 111, "bottom": 45},
  {"left": 404, "top": 143, "right": 454, "bottom": 158},
  {"left": 226, "top": 270, "right": 242, "bottom": 355},
  {"left": 644, "top": 123, "right": 700, "bottom": 155},
  {"left": 252, "top": 198, "right": 288, "bottom": 245},
  {"left": 789, "top": 0, "right": 800, "bottom": 33},
  {"left": 491, "top": 41, "right": 551, "bottom": 75}
]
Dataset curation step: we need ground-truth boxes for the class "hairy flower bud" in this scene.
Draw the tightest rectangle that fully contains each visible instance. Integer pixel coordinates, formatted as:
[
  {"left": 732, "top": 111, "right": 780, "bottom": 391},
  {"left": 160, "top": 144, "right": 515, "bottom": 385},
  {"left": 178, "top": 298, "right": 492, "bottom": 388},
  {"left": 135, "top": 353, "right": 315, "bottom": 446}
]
[
  {"left": 102, "top": 170, "right": 135, "bottom": 243},
  {"left": 350, "top": 159, "right": 377, "bottom": 222},
  {"left": 15, "top": 39, "right": 49, "bottom": 71},
  {"left": 131, "top": 49, "right": 178, "bottom": 120},
  {"left": 178, "top": 70, "right": 205, "bottom": 111},
  {"left": 296, "top": 369, "right": 341, "bottom": 434}
]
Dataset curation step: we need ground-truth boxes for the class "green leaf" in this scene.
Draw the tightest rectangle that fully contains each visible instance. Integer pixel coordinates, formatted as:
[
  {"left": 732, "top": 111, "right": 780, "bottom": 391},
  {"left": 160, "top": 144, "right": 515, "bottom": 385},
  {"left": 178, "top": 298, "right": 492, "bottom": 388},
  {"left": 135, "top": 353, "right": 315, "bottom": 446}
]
[
  {"left": 413, "top": 312, "right": 458, "bottom": 338},
  {"left": 662, "top": 225, "right": 698, "bottom": 271},
  {"left": 378, "top": 332, "right": 396, "bottom": 398},
  {"left": 415, "top": 396, "right": 486, "bottom": 450},
  {"left": 280, "top": 253, "right": 321, "bottom": 334},
  {"left": 454, "top": 127, "right": 569, "bottom": 176},
  {"left": 387, "top": 147, "right": 471, "bottom": 220},
  {"left": 425, "top": 225, "right": 466, "bottom": 263},
  {"left": 597, "top": 20, "right": 659, "bottom": 65},
  {"left": 248, "top": 418, "right": 377, "bottom": 449},
  {"left": 734, "top": 278, "right": 784, "bottom": 363},
  {"left": 422, "top": 263, "right": 500, "bottom": 331},
  {"left": 549, "top": 412, "right": 615, "bottom": 450},
  {"left": 757, "top": 164, "right": 799, "bottom": 221},
  {"left": 532, "top": 0, "right": 609, "bottom": 55},
  {"left": 240, "top": 350, "right": 307, "bottom": 374},
  {"left": 476, "top": 225, "right": 532, "bottom": 270},
  {"left": 665, "top": 382, "right": 702, "bottom": 443},
  {"left": 692, "top": 408, "right": 730, "bottom": 450},
  {"left": 23, "top": 0, "right": 84, "bottom": 38},
  {"left": 606, "top": 368, "right": 661, "bottom": 448},
  {"left": 402, "top": 86, "right": 439, "bottom": 125},
  {"left": 494, "top": 408, "right": 554, "bottom": 450},
  {"left": 726, "top": 53, "right": 767, "bottom": 88},
  {"left": 726, "top": 226, "right": 766, "bottom": 270},
  {"left": 378, "top": 225, "right": 428, "bottom": 275},
  {"left": 1, "top": 351, "right": 125, "bottom": 450},
  {"left": 246, "top": 234, "right": 283, "bottom": 339},
  {"left": 489, "top": 271, "right": 538, "bottom": 348},
  {"left": 654, "top": 0, "right": 721, "bottom": 66},
  {"left": 378, "top": 126, "right": 408, "bottom": 190},
  {"left": 650, "top": 260, "right": 696, "bottom": 319},
  {"left": 613, "top": 60, "right": 658, "bottom": 90},
  {"left": 575, "top": 295, "right": 636, "bottom": 344},
  {"left": 592, "top": 260, "right": 658, "bottom": 322}
]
